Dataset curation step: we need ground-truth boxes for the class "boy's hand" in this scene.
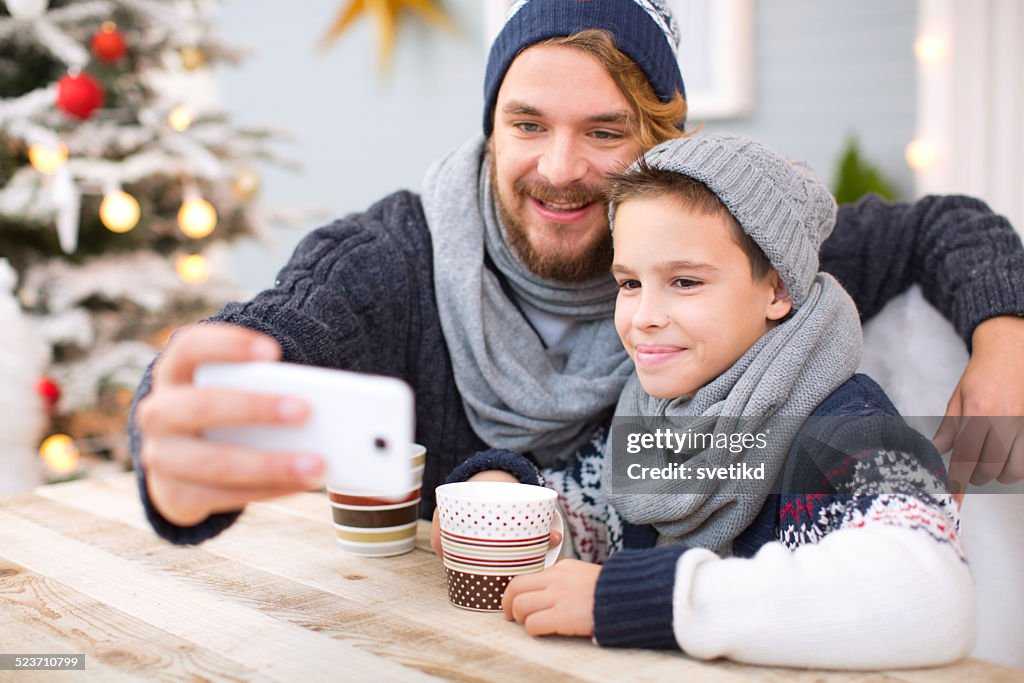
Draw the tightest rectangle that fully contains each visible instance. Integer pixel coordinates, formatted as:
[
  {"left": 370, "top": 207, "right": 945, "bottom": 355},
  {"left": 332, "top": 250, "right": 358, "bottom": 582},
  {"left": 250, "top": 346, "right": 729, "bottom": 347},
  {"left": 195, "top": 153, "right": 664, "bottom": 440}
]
[
  {"left": 430, "top": 469, "right": 520, "bottom": 555},
  {"left": 502, "top": 559, "right": 601, "bottom": 638}
]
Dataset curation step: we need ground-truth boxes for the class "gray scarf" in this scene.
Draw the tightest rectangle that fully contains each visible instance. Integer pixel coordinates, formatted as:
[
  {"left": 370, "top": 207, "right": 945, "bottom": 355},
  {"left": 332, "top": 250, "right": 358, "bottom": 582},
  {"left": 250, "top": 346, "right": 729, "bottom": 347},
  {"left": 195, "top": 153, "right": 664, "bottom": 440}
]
[
  {"left": 421, "top": 136, "right": 634, "bottom": 466},
  {"left": 606, "top": 274, "right": 863, "bottom": 555}
]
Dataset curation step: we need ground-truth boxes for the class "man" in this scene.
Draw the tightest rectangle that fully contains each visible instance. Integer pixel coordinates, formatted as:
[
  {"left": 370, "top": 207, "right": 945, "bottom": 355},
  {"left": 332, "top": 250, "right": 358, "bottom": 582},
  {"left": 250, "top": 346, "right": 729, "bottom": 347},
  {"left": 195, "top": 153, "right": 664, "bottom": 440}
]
[{"left": 132, "top": 0, "right": 1024, "bottom": 544}]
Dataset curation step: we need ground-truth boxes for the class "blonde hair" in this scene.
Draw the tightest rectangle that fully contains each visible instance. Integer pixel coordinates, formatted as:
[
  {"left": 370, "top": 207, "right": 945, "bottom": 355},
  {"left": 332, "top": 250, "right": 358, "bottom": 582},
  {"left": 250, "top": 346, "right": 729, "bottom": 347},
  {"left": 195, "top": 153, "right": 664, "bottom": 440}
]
[{"left": 537, "top": 29, "right": 689, "bottom": 149}]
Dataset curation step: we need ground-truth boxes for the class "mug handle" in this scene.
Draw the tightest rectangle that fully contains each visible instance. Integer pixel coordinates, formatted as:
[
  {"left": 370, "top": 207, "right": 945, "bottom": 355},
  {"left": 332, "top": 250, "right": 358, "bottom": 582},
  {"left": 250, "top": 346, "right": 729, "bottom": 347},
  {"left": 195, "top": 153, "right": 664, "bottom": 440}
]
[{"left": 544, "top": 509, "right": 565, "bottom": 568}]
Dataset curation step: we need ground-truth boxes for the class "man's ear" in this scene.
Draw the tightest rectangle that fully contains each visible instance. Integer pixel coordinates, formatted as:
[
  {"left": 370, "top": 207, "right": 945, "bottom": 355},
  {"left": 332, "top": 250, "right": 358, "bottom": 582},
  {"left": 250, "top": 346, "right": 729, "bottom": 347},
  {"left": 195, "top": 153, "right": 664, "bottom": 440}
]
[{"left": 766, "top": 271, "right": 793, "bottom": 321}]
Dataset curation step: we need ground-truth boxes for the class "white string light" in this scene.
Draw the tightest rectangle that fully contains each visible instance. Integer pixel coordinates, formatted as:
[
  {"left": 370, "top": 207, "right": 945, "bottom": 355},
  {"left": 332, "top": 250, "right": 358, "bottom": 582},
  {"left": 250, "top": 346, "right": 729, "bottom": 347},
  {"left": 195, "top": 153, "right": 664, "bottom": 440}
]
[
  {"left": 177, "top": 182, "right": 217, "bottom": 238},
  {"left": 167, "top": 104, "right": 194, "bottom": 132},
  {"left": 914, "top": 34, "right": 949, "bottom": 65},
  {"left": 99, "top": 187, "right": 140, "bottom": 233},
  {"left": 175, "top": 253, "right": 210, "bottom": 284},
  {"left": 905, "top": 138, "right": 939, "bottom": 170},
  {"left": 27, "top": 141, "right": 67, "bottom": 174}
]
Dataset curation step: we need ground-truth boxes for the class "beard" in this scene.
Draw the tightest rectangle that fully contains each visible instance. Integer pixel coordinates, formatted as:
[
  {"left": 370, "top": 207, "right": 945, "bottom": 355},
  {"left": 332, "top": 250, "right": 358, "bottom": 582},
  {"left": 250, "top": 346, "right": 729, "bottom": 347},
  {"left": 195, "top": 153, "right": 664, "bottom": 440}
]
[{"left": 489, "top": 155, "right": 613, "bottom": 283}]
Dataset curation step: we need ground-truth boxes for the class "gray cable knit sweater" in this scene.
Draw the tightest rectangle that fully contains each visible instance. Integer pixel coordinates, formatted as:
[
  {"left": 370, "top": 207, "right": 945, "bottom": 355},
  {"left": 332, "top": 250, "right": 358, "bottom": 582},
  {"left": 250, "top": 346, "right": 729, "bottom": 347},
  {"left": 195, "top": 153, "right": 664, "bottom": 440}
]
[{"left": 129, "top": 189, "right": 1024, "bottom": 545}]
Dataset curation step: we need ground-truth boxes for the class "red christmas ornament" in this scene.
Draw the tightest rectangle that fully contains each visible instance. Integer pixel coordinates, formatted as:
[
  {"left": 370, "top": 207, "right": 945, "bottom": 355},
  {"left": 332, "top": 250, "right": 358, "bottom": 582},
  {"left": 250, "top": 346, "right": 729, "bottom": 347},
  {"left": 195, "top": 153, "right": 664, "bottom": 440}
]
[
  {"left": 56, "top": 71, "right": 104, "bottom": 120},
  {"left": 36, "top": 377, "right": 61, "bottom": 411},
  {"left": 91, "top": 22, "right": 127, "bottom": 64}
]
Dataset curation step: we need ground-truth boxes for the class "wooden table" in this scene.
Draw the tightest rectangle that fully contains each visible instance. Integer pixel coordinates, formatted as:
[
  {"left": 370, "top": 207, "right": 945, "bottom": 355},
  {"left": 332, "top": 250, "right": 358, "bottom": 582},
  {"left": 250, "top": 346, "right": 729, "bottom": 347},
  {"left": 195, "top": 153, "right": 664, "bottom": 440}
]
[{"left": 1, "top": 474, "right": 1019, "bottom": 682}]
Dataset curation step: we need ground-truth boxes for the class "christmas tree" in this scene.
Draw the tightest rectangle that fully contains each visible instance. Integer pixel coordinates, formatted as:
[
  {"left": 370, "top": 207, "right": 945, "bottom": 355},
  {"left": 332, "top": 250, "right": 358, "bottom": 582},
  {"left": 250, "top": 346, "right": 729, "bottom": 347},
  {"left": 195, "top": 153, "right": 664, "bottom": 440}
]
[{"left": 0, "top": 0, "right": 286, "bottom": 483}]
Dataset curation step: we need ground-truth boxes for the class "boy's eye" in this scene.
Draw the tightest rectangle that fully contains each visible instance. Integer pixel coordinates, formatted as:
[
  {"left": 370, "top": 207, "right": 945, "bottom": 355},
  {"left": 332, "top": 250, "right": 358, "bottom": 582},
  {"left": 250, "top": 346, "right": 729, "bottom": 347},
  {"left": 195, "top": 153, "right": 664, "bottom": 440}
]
[
  {"left": 591, "top": 130, "right": 623, "bottom": 140},
  {"left": 617, "top": 279, "right": 640, "bottom": 290},
  {"left": 672, "top": 278, "right": 702, "bottom": 289}
]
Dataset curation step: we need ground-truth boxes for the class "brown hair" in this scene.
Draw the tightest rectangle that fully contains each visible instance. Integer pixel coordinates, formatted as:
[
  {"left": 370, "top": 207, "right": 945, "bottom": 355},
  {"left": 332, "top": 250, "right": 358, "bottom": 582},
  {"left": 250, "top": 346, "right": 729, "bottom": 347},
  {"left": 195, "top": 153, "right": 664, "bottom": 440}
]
[
  {"left": 607, "top": 158, "right": 773, "bottom": 281},
  {"left": 536, "top": 29, "right": 689, "bottom": 149}
]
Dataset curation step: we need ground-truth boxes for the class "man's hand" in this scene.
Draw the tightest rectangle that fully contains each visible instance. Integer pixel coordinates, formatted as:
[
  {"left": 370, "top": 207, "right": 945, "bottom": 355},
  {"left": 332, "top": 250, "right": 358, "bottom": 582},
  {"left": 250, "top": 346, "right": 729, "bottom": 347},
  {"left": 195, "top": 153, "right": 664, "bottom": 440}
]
[
  {"left": 430, "top": 469, "right": 525, "bottom": 556},
  {"left": 136, "top": 323, "right": 326, "bottom": 527},
  {"left": 502, "top": 559, "right": 601, "bottom": 638},
  {"left": 933, "top": 316, "right": 1024, "bottom": 500}
]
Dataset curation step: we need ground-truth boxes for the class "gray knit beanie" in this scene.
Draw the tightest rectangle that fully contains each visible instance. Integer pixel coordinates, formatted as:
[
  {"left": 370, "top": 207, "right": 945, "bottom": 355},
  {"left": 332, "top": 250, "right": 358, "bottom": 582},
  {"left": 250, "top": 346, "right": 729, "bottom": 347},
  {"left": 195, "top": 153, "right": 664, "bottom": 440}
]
[{"left": 616, "top": 133, "right": 837, "bottom": 307}]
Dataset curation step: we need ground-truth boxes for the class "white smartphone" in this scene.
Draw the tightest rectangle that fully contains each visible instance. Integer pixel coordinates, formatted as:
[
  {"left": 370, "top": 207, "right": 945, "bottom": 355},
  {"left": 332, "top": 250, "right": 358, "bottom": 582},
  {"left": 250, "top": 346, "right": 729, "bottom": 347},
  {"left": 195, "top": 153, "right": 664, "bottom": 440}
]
[{"left": 194, "top": 362, "right": 414, "bottom": 497}]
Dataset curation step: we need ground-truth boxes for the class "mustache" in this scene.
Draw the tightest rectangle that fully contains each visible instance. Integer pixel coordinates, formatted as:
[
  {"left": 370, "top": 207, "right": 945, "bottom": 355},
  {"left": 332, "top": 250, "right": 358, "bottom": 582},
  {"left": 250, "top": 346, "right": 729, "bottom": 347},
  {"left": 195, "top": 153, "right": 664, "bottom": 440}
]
[{"left": 513, "top": 178, "right": 605, "bottom": 206}]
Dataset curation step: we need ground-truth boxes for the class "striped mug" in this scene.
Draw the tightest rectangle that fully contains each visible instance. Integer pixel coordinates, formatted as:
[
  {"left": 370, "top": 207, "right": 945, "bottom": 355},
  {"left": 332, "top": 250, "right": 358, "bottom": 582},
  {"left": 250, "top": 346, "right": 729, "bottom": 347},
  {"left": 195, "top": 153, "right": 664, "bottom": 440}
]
[
  {"left": 329, "top": 443, "right": 426, "bottom": 557},
  {"left": 436, "top": 481, "right": 564, "bottom": 611}
]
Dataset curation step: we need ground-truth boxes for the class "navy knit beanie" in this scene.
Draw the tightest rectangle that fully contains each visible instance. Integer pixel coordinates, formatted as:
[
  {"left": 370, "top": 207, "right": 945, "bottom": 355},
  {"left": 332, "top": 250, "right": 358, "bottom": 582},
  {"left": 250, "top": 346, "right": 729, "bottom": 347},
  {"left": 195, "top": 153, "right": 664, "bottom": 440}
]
[{"left": 483, "top": 0, "right": 686, "bottom": 136}]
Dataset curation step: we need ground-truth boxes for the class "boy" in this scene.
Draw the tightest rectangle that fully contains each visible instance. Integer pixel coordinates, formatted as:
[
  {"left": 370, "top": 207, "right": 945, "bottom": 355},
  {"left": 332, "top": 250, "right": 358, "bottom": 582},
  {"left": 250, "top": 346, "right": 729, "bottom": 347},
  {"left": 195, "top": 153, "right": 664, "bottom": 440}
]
[{"left": 443, "top": 133, "right": 973, "bottom": 669}]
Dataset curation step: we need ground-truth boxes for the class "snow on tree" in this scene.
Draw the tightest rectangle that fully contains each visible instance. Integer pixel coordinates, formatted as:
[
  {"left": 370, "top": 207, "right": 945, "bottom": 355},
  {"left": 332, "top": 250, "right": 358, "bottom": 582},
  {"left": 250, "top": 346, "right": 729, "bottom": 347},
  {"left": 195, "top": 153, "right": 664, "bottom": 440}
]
[{"left": 0, "top": 0, "right": 290, "bottom": 477}]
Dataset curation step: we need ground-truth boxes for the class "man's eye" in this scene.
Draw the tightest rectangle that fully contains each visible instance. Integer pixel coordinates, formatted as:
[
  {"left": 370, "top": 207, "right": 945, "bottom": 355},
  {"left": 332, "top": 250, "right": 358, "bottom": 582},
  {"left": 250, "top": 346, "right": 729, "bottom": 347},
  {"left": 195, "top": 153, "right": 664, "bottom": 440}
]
[
  {"left": 673, "top": 278, "right": 701, "bottom": 289},
  {"left": 617, "top": 279, "right": 640, "bottom": 290},
  {"left": 592, "top": 130, "right": 623, "bottom": 140},
  {"left": 515, "top": 122, "right": 543, "bottom": 133}
]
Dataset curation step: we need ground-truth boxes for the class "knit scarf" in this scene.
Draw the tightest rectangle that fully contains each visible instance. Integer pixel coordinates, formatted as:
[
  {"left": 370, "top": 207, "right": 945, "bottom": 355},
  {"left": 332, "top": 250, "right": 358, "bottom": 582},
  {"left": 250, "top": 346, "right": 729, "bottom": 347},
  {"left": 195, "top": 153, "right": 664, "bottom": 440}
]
[
  {"left": 606, "top": 274, "right": 863, "bottom": 556},
  {"left": 421, "top": 136, "right": 634, "bottom": 466}
]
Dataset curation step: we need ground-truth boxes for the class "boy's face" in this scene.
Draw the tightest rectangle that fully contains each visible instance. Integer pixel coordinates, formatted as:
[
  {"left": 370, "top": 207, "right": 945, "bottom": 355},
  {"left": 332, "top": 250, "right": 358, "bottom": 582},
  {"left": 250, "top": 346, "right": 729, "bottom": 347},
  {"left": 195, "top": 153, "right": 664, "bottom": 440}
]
[
  {"left": 612, "top": 196, "right": 792, "bottom": 400},
  {"left": 490, "top": 44, "right": 644, "bottom": 282}
]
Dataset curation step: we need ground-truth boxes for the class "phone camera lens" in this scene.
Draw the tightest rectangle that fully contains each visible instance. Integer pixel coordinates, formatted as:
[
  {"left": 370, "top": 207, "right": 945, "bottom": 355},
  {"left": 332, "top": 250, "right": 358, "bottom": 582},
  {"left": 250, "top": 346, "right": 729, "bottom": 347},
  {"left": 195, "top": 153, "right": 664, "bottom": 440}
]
[{"left": 374, "top": 437, "right": 388, "bottom": 450}]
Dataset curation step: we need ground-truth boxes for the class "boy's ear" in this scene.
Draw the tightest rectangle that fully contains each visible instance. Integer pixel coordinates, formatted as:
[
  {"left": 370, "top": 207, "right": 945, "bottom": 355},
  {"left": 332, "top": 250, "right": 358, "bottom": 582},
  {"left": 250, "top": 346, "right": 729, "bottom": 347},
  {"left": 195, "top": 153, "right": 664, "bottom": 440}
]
[{"left": 766, "top": 272, "right": 793, "bottom": 321}]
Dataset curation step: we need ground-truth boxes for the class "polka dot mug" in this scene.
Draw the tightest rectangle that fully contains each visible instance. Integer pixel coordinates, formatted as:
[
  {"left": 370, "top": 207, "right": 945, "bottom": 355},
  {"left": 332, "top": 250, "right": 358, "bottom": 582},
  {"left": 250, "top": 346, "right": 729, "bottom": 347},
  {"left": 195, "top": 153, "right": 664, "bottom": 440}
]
[{"left": 435, "top": 481, "right": 564, "bottom": 611}]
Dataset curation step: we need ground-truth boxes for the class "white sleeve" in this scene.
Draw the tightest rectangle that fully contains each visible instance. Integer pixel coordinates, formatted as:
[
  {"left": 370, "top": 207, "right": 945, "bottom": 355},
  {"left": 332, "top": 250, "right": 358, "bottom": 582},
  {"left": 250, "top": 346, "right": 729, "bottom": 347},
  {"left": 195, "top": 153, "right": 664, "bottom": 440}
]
[{"left": 672, "top": 524, "right": 975, "bottom": 669}]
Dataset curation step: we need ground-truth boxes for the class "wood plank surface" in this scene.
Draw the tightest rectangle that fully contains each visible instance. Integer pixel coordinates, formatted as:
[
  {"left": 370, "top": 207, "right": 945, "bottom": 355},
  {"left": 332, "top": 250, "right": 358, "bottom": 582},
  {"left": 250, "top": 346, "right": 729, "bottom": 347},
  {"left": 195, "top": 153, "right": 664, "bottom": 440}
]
[
  {"left": 0, "top": 474, "right": 1018, "bottom": 683},
  {"left": 0, "top": 557, "right": 268, "bottom": 683}
]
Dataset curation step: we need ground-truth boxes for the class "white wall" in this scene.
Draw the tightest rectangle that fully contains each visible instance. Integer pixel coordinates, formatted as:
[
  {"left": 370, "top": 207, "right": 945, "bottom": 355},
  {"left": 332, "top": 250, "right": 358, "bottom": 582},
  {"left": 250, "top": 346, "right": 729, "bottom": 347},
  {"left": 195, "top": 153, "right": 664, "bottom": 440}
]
[
  {"left": 212, "top": 0, "right": 487, "bottom": 294},
  {"left": 704, "top": 1, "right": 918, "bottom": 198},
  {"left": 914, "top": 0, "right": 1024, "bottom": 236}
]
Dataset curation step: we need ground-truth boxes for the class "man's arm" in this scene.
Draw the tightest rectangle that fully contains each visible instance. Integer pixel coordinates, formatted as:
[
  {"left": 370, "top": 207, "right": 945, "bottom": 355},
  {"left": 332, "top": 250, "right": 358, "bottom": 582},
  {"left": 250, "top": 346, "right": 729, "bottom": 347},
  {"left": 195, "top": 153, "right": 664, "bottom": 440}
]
[
  {"left": 823, "top": 193, "right": 1024, "bottom": 343},
  {"left": 131, "top": 191, "right": 483, "bottom": 544},
  {"left": 824, "top": 194, "right": 1024, "bottom": 488},
  {"left": 130, "top": 325, "right": 314, "bottom": 544},
  {"left": 130, "top": 201, "right": 407, "bottom": 543}
]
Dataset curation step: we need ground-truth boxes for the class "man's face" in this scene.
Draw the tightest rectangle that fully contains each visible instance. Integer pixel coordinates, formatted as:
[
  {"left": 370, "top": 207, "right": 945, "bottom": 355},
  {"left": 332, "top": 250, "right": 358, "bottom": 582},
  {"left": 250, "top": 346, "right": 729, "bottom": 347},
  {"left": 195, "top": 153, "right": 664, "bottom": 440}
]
[{"left": 490, "top": 45, "right": 645, "bottom": 282}]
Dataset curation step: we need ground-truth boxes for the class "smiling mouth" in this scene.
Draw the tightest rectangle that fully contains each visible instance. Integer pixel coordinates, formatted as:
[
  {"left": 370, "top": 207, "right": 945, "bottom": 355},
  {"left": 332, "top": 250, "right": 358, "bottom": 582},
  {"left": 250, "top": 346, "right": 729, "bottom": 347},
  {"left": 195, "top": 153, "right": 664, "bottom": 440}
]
[
  {"left": 528, "top": 197, "right": 598, "bottom": 225},
  {"left": 536, "top": 198, "right": 592, "bottom": 212},
  {"left": 634, "top": 346, "right": 687, "bottom": 367}
]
